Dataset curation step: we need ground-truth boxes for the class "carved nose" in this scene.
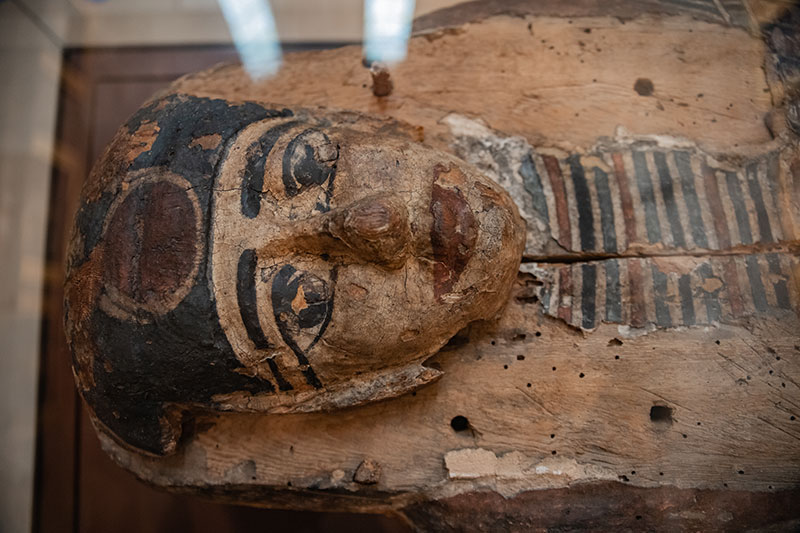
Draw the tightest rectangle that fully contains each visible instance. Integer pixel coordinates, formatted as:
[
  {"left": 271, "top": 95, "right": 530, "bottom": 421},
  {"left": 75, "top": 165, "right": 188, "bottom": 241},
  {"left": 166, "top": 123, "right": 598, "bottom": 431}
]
[
  {"left": 327, "top": 196, "right": 411, "bottom": 267},
  {"left": 267, "top": 196, "right": 411, "bottom": 269}
]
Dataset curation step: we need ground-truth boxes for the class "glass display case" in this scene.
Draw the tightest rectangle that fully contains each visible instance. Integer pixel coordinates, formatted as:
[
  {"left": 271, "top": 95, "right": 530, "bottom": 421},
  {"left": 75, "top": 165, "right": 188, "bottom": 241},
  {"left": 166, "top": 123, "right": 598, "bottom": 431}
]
[{"left": 1, "top": 1, "right": 798, "bottom": 532}]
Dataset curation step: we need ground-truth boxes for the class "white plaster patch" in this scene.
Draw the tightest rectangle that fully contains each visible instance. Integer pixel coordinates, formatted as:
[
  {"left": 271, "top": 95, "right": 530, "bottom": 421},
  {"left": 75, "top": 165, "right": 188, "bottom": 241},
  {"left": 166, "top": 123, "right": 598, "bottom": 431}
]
[{"left": 443, "top": 448, "right": 618, "bottom": 497}]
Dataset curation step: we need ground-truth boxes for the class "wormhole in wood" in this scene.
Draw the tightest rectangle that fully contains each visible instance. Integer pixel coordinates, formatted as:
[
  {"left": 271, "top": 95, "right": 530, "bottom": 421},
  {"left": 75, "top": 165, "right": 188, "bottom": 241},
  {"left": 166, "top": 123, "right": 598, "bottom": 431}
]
[
  {"left": 633, "top": 77, "right": 655, "bottom": 96},
  {"left": 450, "top": 415, "right": 470, "bottom": 432},
  {"left": 649, "top": 405, "right": 673, "bottom": 425}
]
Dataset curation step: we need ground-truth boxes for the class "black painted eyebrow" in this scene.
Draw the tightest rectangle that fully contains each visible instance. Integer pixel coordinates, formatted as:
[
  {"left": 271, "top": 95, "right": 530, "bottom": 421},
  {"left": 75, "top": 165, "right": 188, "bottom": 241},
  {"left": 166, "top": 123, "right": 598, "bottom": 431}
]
[
  {"left": 236, "top": 249, "right": 272, "bottom": 348},
  {"left": 241, "top": 120, "right": 300, "bottom": 219}
]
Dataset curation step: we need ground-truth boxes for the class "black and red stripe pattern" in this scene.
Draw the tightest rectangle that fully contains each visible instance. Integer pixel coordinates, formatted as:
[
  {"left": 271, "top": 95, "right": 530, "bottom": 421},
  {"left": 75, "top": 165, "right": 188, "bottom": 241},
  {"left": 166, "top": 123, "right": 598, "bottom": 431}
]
[
  {"left": 527, "top": 253, "right": 797, "bottom": 330},
  {"left": 525, "top": 148, "right": 795, "bottom": 256}
]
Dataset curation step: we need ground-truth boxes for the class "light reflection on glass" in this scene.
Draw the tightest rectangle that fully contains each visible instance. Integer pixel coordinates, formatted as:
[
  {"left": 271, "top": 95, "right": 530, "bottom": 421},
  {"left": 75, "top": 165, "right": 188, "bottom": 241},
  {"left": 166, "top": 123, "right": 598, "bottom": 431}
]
[
  {"left": 218, "top": 0, "right": 282, "bottom": 79},
  {"left": 364, "top": 0, "right": 415, "bottom": 64}
]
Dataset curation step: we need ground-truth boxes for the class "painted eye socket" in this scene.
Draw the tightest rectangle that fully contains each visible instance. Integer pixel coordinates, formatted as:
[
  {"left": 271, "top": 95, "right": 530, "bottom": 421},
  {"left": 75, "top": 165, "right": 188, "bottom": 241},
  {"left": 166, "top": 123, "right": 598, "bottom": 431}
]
[
  {"left": 273, "top": 266, "right": 332, "bottom": 331},
  {"left": 281, "top": 129, "right": 338, "bottom": 197},
  {"left": 271, "top": 264, "right": 336, "bottom": 379}
]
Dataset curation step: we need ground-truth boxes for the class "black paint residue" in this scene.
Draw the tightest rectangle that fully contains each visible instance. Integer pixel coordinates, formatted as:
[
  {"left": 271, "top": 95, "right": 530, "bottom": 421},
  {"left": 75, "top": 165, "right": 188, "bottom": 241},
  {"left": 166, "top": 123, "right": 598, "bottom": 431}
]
[
  {"left": 87, "top": 281, "right": 276, "bottom": 455},
  {"left": 78, "top": 95, "right": 292, "bottom": 455},
  {"left": 271, "top": 264, "right": 337, "bottom": 389}
]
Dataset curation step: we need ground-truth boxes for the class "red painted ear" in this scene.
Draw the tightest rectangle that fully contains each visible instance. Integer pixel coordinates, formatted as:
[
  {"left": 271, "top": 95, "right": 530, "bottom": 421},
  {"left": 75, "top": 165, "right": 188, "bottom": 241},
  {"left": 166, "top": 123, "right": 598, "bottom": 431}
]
[{"left": 103, "top": 177, "right": 200, "bottom": 318}]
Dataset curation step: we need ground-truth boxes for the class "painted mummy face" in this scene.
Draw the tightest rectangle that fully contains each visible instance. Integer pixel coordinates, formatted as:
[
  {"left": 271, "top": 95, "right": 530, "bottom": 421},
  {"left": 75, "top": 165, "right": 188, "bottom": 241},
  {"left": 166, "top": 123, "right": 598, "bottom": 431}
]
[{"left": 65, "top": 94, "right": 525, "bottom": 455}]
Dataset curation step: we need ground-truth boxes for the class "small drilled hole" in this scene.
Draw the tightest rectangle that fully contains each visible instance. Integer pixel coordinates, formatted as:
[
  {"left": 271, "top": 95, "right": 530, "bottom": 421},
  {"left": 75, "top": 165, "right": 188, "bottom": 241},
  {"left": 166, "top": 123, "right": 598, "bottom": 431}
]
[
  {"left": 650, "top": 405, "right": 673, "bottom": 425},
  {"left": 579, "top": 373, "right": 585, "bottom": 378},
  {"left": 526, "top": 383, "right": 532, "bottom": 388},
  {"left": 535, "top": 331, "right": 542, "bottom": 337},
  {"left": 451, "top": 415, "right": 470, "bottom": 432}
]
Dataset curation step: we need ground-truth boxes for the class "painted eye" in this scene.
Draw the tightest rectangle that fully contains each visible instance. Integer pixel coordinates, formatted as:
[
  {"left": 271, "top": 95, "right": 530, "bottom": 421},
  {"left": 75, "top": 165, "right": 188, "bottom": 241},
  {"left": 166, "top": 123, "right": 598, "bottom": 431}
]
[
  {"left": 282, "top": 129, "right": 337, "bottom": 196},
  {"left": 271, "top": 264, "right": 335, "bottom": 368}
]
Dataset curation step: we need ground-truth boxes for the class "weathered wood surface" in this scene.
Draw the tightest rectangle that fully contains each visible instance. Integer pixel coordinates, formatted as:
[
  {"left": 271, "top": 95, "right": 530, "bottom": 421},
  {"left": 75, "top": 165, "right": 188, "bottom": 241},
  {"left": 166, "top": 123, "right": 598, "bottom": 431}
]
[
  {"left": 40, "top": 46, "right": 412, "bottom": 533},
  {"left": 73, "top": 2, "right": 800, "bottom": 530},
  {"left": 65, "top": 97, "right": 525, "bottom": 456}
]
